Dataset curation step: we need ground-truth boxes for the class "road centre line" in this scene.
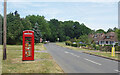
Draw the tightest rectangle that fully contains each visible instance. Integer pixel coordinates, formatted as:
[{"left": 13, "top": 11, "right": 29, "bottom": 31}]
[
  {"left": 64, "top": 51, "right": 80, "bottom": 58},
  {"left": 70, "top": 53, "right": 74, "bottom": 55},
  {"left": 65, "top": 51, "right": 69, "bottom": 53},
  {"left": 84, "top": 58, "right": 102, "bottom": 65},
  {"left": 114, "top": 69, "right": 120, "bottom": 72},
  {"left": 72, "top": 54, "right": 80, "bottom": 57}
]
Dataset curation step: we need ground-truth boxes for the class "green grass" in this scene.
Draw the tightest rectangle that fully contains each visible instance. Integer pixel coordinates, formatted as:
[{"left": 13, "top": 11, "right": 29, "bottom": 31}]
[
  {"left": 2, "top": 44, "right": 63, "bottom": 73},
  {"left": 0, "top": 45, "right": 2, "bottom": 74},
  {"left": 56, "top": 42, "right": 120, "bottom": 60},
  {"left": 56, "top": 42, "right": 89, "bottom": 51},
  {"left": 86, "top": 52, "right": 120, "bottom": 60}
]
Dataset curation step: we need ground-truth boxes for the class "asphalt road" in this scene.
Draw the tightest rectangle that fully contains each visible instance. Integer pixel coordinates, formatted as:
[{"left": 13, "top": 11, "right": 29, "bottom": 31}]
[{"left": 44, "top": 43, "right": 119, "bottom": 73}]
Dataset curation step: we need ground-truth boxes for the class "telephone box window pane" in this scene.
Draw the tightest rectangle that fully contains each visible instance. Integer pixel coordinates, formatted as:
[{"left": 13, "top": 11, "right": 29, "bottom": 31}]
[
  {"left": 25, "top": 37, "right": 32, "bottom": 57},
  {"left": 24, "top": 33, "right": 32, "bottom": 35}
]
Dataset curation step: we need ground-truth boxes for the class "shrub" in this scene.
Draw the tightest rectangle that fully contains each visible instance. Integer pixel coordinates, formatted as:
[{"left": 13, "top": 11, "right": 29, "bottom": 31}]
[
  {"left": 96, "top": 46, "right": 100, "bottom": 50},
  {"left": 80, "top": 44, "right": 86, "bottom": 46},
  {"left": 65, "top": 41, "right": 72, "bottom": 46},
  {"left": 104, "top": 44, "right": 113, "bottom": 46},
  {"left": 115, "top": 46, "right": 120, "bottom": 51},
  {"left": 71, "top": 43, "right": 77, "bottom": 47}
]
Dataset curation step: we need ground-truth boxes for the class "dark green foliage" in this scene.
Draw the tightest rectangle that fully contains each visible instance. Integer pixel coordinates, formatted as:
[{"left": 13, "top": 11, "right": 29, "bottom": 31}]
[
  {"left": 48, "top": 19, "right": 62, "bottom": 42},
  {"left": 71, "top": 43, "right": 78, "bottom": 47},
  {"left": 2, "top": 11, "right": 93, "bottom": 44},
  {"left": 115, "top": 46, "right": 120, "bottom": 51},
  {"left": 118, "top": 29, "right": 120, "bottom": 41},
  {"left": 2, "top": 11, "right": 119, "bottom": 46},
  {"left": 107, "top": 28, "right": 114, "bottom": 33},
  {"left": 96, "top": 29, "right": 106, "bottom": 33},
  {"left": 63, "top": 21, "right": 74, "bottom": 39},
  {"left": 79, "top": 35, "right": 88, "bottom": 44},
  {"left": 33, "top": 23, "right": 42, "bottom": 43},
  {"left": 65, "top": 41, "right": 72, "bottom": 46},
  {"left": 25, "top": 15, "right": 51, "bottom": 41},
  {"left": 7, "top": 12, "right": 24, "bottom": 44}
]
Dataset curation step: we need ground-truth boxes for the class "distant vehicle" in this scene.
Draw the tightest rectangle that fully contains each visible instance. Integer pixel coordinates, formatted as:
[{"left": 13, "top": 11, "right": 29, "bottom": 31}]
[
  {"left": 44, "top": 41, "right": 50, "bottom": 44},
  {"left": 72, "top": 42, "right": 76, "bottom": 44}
]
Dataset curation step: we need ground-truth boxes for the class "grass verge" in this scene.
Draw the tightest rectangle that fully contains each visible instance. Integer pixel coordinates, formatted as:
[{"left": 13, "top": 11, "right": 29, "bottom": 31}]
[
  {"left": 2, "top": 43, "right": 63, "bottom": 73},
  {"left": 84, "top": 51, "right": 120, "bottom": 60},
  {"left": 56, "top": 42, "right": 120, "bottom": 60},
  {"left": 56, "top": 42, "right": 90, "bottom": 51},
  {"left": 0, "top": 45, "right": 2, "bottom": 74}
]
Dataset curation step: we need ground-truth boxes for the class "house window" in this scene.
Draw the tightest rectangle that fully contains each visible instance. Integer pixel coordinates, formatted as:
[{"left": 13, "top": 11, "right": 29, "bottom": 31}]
[
  {"left": 112, "top": 41, "right": 114, "bottom": 44},
  {"left": 101, "top": 41, "right": 104, "bottom": 44},
  {"left": 106, "top": 41, "right": 108, "bottom": 44},
  {"left": 102, "top": 41, "right": 104, "bottom": 44},
  {"left": 110, "top": 41, "right": 113, "bottom": 44},
  {"left": 101, "top": 41, "right": 102, "bottom": 44},
  {"left": 94, "top": 35, "right": 97, "bottom": 38},
  {"left": 107, "top": 36, "right": 110, "bottom": 39}
]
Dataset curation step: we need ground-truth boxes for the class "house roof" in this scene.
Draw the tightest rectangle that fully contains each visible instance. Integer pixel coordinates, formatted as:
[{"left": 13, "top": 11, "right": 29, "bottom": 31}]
[{"left": 89, "top": 32, "right": 118, "bottom": 42}]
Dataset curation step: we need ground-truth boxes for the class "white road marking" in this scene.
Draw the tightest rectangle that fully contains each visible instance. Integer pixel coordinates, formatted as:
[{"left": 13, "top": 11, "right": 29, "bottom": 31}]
[
  {"left": 64, "top": 51, "right": 80, "bottom": 58},
  {"left": 70, "top": 53, "right": 74, "bottom": 55},
  {"left": 70, "top": 53, "right": 80, "bottom": 57},
  {"left": 65, "top": 51, "right": 69, "bottom": 54},
  {"left": 114, "top": 69, "right": 120, "bottom": 72},
  {"left": 84, "top": 58, "right": 102, "bottom": 65},
  {"left": 73, "top": 54, "right": 80, "bottom": 58}
]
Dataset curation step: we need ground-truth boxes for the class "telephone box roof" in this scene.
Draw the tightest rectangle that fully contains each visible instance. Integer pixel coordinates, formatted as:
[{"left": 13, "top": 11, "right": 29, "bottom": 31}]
[{"left": 23, "top": 30, "right": 34, "bottom": 33}]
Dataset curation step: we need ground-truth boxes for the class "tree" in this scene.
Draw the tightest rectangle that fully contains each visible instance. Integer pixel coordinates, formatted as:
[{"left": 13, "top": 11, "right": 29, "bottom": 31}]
[
  {"left": 5, "top": 11, "right": 94, "bottom": 44},
  {"left": 79, "top": 35, "right": 89, "bottom": 44},
  {"left": 117, "top": 29, "right": 120, "bottom": 41},
  {"left": 107, "top": 28, "right": 114, "bottom": 33},
  {"left": 33, "top": 22, "right": 42, "bottom": 43},
  {"left": 49, "top": 19, "right": 65, "bottom": 42},
  {"left": 73, "top": 22, "right": 81, "bottom": 38},
  {"left": 7, "top": 12, "right": 24, "bottom": 44},
  {"left": 63, "top": 21, "right": 75, "bottom": 39},
  {"left": 21, "top": 18, "right": 32, "bottom": 30},
  {"left": 96, "top": 29, "right": 106, "bottom": 33},
  {"left": 113, "top": 27, "right": 118, "bottom": 32},
  {"left": 26, "top": 15, "right": 51, "bottom": 41}
]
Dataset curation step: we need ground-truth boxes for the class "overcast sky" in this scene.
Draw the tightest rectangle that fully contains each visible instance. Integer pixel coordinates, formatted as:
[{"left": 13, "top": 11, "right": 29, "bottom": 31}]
[{"left": 0, "top": 0, "right": 119, "bottom": 31}]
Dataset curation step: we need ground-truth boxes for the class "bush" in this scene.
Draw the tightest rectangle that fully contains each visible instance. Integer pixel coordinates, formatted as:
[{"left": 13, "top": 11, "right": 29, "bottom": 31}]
[
  {"left": 80, "top": 44, "right": 86, "bottom": 46},
  {"left": 43, "top": 42, "right": 47, "bottom": 44},
  {"left": 71, "top": 43, "right": 77, "bottom": 47},
  {"left": 96, "top": 46, "right": 100, "bottom": 50},
  {"left": 104, "top": 44, "right": 113, "bottom": 46},
  {"left": 65, "top": 41, "right": 72, "bottom": 46},
  {"left": 115, "top": 46, "right": 120, "bottom": 51}
]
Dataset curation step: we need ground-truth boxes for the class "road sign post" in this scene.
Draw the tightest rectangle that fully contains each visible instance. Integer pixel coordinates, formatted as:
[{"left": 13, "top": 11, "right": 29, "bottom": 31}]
[
  {"left": 111, "top": 43, "right": 115, "bottom": 56},
  {"left": 111, "top": 47, "right": 115, "bottom": 56}
]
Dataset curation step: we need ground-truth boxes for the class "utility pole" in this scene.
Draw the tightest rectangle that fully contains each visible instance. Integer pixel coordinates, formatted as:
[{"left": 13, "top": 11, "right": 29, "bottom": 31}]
[
  {"left": 3, "top": 0, "right": 7, "bottom": 60},
  {"left": 118, "top": 1, "right": 120, "bottom": 29}
]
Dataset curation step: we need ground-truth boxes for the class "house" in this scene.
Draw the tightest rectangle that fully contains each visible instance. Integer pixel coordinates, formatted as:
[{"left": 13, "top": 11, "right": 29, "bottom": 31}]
[{"left": 89, "top": 32, "right": 118, "bottom": 45}]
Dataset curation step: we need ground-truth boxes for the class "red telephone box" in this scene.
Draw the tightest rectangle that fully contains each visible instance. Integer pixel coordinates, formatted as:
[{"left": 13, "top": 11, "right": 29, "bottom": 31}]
[{"left": 22, "top": 30, "right": 34, "bottom": 61}]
